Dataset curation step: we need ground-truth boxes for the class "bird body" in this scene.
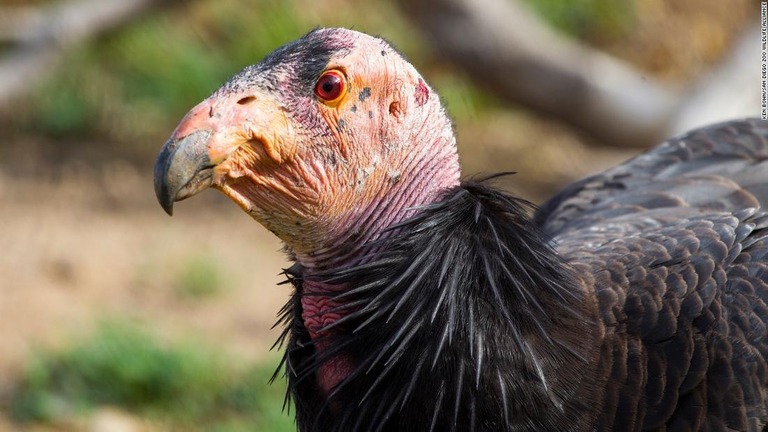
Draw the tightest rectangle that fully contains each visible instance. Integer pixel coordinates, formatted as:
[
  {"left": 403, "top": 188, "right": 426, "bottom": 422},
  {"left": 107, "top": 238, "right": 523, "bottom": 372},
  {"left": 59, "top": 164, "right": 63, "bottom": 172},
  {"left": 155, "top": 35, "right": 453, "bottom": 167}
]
[
  {"left": 154, "top": 28, "right": 768, "bottom": 431},
  {"left": 279, "top": 182, "right": 601, "bottom": 431}
]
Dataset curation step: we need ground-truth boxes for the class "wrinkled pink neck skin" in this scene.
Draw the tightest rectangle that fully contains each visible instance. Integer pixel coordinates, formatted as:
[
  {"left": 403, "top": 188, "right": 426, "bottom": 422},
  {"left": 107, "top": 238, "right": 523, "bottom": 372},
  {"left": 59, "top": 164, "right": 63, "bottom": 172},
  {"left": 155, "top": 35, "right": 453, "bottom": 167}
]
[{"left": 298, "top": 140, "right": 460, "bottom": 396}]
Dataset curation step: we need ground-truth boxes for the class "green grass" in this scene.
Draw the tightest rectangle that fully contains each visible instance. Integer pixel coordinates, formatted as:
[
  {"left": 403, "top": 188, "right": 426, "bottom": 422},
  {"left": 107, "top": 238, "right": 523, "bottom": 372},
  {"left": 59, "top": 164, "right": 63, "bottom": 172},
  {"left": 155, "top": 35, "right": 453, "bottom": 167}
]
[
  {"left": 10, "top": 321, "right": 295, "bottom": 431},
  {"left": 176, "top": 253, "right": 227, "bottom": 299},
  {"left": 521, "top": 0, "right": 633, "bottom": 41}
]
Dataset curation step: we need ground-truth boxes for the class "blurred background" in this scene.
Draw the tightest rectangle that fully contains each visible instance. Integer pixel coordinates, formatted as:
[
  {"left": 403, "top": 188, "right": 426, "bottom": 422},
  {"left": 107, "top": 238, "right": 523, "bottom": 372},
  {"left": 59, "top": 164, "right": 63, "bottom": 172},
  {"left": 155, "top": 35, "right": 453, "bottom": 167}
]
[{"left": 0, "top": 0, "right": 758, "bottom": 430}]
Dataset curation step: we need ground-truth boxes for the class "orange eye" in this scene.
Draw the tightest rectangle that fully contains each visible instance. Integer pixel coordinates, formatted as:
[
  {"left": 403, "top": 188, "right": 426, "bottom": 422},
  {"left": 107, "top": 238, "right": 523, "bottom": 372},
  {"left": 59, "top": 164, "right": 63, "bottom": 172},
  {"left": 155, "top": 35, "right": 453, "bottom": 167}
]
[{"left": 314, "top": 70, "right": 347, "bottom": 105}]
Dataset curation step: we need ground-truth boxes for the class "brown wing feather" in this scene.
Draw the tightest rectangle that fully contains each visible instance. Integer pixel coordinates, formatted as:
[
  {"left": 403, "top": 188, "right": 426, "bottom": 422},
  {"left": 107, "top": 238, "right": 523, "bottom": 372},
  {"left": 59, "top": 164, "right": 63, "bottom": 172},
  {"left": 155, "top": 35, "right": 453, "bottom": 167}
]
[{"left": 538, "top": 119, "right": 768, "bottom": 430}]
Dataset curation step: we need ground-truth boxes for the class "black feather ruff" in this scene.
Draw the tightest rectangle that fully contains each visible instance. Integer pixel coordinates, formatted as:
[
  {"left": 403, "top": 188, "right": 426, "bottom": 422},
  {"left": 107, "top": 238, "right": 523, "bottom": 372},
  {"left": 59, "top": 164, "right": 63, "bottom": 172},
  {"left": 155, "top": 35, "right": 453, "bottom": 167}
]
[{"left": 273, "top": 182, "right": 602, "bottom": 432}]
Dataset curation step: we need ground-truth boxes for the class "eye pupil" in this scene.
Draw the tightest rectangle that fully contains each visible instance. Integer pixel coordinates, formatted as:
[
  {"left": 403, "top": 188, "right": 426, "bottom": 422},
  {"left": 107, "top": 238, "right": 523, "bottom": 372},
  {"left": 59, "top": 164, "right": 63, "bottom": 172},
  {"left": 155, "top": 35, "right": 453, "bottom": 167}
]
[{"left": 322, "top": 82, "right": 334, "bottom": 93}]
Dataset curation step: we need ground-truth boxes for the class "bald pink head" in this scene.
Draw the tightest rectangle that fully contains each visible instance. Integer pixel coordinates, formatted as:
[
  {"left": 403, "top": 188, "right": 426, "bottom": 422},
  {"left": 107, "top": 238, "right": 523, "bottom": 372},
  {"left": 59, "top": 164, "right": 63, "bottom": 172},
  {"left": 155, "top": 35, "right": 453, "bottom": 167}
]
[{"left": 155, "top": 28, "right": 461, "bottom": 268}]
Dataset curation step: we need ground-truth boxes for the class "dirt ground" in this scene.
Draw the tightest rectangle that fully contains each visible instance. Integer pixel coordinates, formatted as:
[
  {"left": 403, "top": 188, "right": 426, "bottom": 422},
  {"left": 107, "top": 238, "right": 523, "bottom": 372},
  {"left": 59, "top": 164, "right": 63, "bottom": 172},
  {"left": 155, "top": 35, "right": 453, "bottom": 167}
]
[
  {"left": 0, "top": 155, "right": 289, "bottom": 394},
  {"left": 0, "top": 148, "right": 304, "bottom": 430}
]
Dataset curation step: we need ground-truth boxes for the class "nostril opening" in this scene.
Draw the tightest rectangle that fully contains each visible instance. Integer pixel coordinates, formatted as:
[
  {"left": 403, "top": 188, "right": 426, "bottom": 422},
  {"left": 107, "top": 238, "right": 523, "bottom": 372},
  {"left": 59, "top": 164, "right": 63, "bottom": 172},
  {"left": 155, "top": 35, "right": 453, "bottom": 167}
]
[
  {"left": 237, "top": 96, "right": 257, "bottom": 105},
  {"left": 389, "top": 101, "right": 402, "bottom": 117}
]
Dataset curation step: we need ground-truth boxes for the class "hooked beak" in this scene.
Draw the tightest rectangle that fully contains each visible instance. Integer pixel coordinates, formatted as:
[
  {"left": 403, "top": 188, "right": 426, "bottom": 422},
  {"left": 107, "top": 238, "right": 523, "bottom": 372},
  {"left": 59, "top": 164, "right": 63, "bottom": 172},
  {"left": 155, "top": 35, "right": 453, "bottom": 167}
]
[
  {"left": 154, "top": 88, "right": 293, "bottom": 216},
  {"left": 153, "top": 96, "right": 246, "bottom": 216},
  {"left": 154, "top": 129, "right": 214, "bottom": 215}
]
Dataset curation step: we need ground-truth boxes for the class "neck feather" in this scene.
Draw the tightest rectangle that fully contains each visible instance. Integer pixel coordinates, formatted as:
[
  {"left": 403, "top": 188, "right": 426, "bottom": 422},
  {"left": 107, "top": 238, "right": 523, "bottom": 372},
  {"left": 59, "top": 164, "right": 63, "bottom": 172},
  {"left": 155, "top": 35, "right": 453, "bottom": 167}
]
[{"left": 283, "top": 182, "right": 600, "bottom": 430}]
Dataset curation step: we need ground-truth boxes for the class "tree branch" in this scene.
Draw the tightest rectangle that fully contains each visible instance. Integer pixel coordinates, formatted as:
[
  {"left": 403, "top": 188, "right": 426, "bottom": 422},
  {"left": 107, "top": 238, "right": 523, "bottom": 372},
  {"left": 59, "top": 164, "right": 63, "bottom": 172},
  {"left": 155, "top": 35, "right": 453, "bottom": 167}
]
[
  {"left": 0, "top": 0, "right": 186, "bottom": 107},
  {"left": 396, "top": 0, "right": 684, "bottom": 147}
]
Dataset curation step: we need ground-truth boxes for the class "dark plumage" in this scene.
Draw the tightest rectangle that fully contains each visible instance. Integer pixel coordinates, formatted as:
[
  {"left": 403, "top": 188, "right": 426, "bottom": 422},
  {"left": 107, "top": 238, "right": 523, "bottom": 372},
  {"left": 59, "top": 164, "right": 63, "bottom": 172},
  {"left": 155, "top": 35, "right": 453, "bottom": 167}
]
[
  {"left": 154, "top": 28, "right": 768, "bottom": 431},
  {"left": 278, "top": 182, "right": 597, "bottom": 431}
]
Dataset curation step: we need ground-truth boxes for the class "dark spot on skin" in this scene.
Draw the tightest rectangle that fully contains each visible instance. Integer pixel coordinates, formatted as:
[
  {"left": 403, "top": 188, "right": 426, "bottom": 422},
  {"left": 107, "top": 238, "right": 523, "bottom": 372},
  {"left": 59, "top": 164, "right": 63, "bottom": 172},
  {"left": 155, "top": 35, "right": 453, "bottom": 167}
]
[
  {"left": 381, "top": 50, "right": 387, "bottom": 56},
  {"left": 329, "top": 152, "right": 337, "bottom": 166},
  {"left": 208, "top": 106, "right": 215, "bottom": 118},
  {"left": 358, "top": 87, "right": 371, "bottom": 102},
  {"left": 415, "top": 78, "right": 429, "bottom": 107},
  {"left": 368, "top": 111, "right": 373, "bottom": 119},
  {"left": 338, "top": 119, "right": 346, "bottom": 129},
  {"left": 351, "top": 105, "right": 357, "bottom": 112},
  {"left": 295, "top": 221, "right": 301, "bottom": 226}
]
